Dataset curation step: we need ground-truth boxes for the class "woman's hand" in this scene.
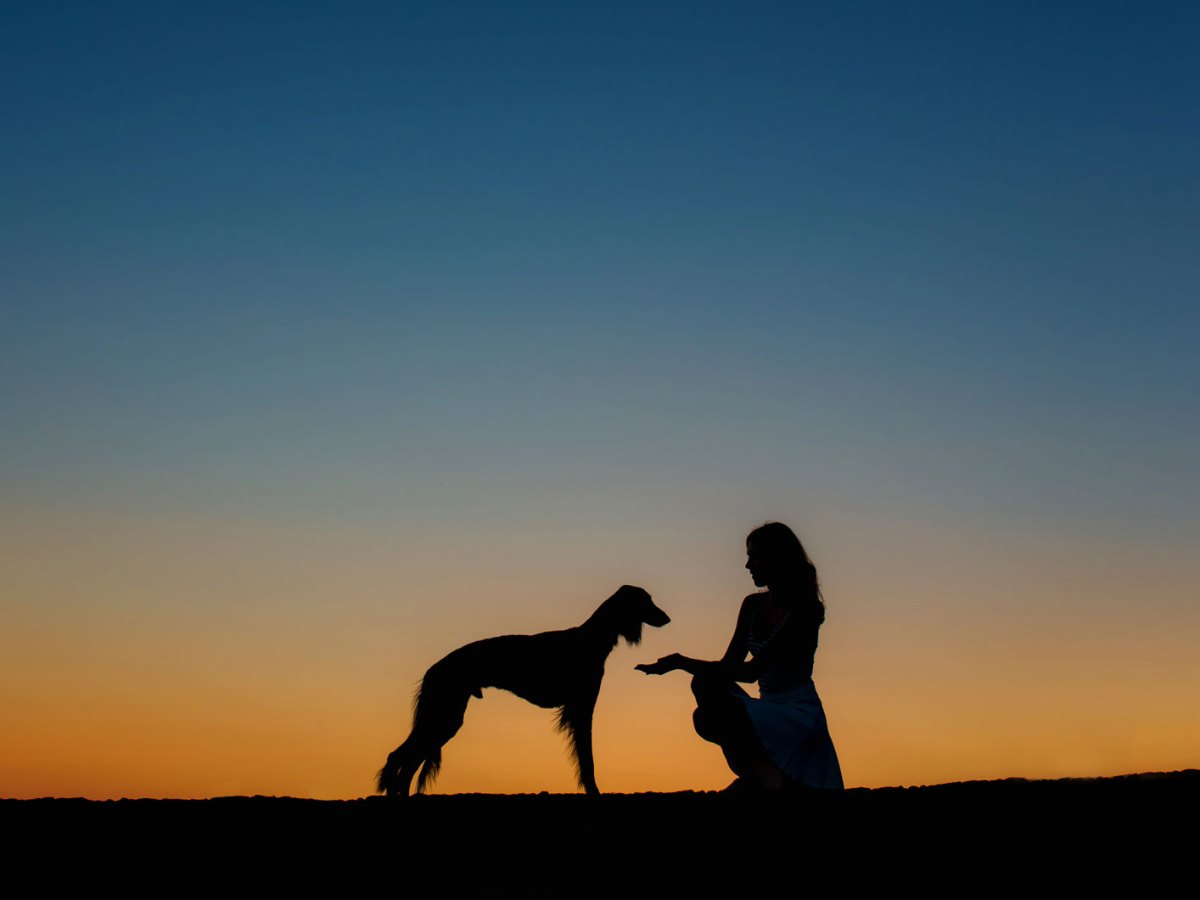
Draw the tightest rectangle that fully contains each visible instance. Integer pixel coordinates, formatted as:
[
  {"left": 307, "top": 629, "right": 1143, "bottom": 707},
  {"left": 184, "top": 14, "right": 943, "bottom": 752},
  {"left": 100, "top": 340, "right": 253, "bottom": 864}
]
[{"left": 635, "top": 653, "right": 686, "bottom": 675}]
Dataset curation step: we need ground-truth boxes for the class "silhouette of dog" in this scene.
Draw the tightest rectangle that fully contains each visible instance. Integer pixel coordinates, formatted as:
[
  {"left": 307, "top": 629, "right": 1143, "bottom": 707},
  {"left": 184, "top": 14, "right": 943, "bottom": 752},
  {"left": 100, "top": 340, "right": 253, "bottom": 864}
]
[{"left": 376, "top": 585, "right": 669, "bottom": 796}]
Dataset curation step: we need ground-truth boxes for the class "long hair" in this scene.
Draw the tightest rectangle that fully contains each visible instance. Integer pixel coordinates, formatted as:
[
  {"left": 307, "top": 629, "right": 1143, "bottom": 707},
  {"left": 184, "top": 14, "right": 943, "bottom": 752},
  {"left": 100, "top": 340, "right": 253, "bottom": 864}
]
[{"left": 747, "top": 521, "right": 825, "bottom": 622}]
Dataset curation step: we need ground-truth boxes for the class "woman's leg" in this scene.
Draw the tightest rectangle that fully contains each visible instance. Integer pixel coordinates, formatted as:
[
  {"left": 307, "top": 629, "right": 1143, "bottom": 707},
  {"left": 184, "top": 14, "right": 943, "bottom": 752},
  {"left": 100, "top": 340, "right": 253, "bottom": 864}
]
[{"left": 690, "top": 672, "right": 782, "bottom": 787}]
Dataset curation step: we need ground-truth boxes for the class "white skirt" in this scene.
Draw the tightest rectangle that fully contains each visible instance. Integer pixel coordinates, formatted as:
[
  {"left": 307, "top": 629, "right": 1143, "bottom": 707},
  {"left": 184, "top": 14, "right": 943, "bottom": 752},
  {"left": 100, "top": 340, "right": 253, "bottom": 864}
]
[{"left": 739, "top": 680, "right": 844, "bottom": 789}]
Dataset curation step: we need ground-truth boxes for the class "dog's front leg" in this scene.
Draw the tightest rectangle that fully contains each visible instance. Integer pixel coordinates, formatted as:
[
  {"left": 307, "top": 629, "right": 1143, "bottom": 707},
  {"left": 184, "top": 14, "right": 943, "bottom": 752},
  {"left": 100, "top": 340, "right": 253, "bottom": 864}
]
[
  {"left": 562, "top": 693, "right": 600, "bottom": 796},
  {"left": 576, "top": 721, "right": 599, "bottom": 796}
]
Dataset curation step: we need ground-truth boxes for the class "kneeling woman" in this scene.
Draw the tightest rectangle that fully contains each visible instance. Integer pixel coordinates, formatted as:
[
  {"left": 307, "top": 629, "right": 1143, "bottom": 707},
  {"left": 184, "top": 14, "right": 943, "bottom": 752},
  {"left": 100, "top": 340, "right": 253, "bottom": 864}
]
[{"left": 637, "top": 522, "right": 843, "bottom": 790}]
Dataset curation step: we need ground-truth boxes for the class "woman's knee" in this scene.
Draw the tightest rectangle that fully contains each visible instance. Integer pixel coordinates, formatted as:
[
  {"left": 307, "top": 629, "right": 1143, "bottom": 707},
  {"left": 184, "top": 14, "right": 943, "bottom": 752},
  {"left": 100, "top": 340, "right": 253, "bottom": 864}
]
[
  {"left": 690, "top": 671, "right": 730, "bottom": 703},
  {"left": 693, "top": 706, "right": 722, "bottom": 743}
]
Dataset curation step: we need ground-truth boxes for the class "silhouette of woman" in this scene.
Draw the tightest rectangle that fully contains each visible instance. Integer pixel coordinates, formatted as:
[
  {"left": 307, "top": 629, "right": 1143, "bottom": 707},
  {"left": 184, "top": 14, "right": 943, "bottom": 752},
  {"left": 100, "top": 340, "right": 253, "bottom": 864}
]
[{"left": 637, "top": 522, "right": 843, "bottom": 790}]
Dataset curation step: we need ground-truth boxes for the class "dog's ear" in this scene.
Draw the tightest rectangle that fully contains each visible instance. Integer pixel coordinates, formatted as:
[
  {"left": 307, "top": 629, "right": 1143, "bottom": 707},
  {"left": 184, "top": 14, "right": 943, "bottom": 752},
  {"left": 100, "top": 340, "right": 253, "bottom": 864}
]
[{"left": 619, "top": 618, "right": 645, "bottom": 647}]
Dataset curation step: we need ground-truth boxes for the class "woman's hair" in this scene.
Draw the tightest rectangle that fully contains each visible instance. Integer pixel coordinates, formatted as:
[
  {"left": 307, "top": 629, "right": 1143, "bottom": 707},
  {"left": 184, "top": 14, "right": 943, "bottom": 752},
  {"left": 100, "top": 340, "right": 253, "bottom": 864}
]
[{"left": 746, "top": 521, "right": 825, "bottom": 621}]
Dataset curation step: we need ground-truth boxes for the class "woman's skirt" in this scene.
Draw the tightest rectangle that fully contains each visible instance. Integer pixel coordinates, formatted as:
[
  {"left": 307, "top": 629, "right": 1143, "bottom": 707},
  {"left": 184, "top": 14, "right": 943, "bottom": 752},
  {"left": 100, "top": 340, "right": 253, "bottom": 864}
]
[{"left": 739, "top": 680, "right": 844, "bottom": 789}]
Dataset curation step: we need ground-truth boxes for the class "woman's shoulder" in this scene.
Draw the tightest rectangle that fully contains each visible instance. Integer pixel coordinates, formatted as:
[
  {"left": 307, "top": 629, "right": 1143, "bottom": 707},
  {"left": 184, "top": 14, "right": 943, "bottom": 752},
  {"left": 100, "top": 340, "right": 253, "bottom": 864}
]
[
  {"left": 736, "top": 593, "right": 767, "bottom": 628},
  {"left": 739, "top": 592, "right": 767, "bottom": 612}
]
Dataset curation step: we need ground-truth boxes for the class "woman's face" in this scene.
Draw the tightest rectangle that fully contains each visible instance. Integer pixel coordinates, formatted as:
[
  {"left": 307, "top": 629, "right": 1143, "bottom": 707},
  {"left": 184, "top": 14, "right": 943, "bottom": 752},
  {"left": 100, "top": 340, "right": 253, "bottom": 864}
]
[{"left": 745, "top": 539, "right": 775, "bottom": 588}]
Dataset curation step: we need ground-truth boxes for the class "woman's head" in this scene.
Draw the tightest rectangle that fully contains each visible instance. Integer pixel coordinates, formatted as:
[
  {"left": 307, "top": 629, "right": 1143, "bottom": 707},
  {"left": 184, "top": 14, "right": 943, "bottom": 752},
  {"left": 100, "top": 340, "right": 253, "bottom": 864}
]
[{"left": 745, "top": 522, "right": 823, "bottom": 613}]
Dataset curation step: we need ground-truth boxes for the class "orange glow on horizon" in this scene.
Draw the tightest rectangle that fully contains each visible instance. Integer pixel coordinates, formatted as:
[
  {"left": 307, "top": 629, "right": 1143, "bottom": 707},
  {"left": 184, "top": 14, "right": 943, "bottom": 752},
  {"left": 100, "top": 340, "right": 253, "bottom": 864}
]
[{"left": 3, "top": 504, "right": 1198, "bottom": 799}]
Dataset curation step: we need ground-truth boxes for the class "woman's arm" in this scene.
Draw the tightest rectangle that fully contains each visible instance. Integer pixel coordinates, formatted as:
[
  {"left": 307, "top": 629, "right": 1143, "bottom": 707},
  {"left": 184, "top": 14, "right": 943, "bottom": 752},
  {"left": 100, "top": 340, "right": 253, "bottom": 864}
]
[
  {"left": 634, "top": 653, "right": 712, "bottom": 676},
  {"left": 636, "top": 595, "right": 759, "bottom": 679},
  {"left": 709, "top": 594, "right": 758, "bottom": 681}
]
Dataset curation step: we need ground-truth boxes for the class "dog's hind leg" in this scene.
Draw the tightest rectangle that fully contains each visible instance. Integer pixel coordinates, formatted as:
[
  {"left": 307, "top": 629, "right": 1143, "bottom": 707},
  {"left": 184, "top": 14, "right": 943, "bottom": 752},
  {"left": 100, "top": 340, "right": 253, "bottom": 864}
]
[
  {"left": 378, "top": 678, "right": 474, "bottom": 797},
  {"left": 377, "top": 737, "right": 419, "bottom": 797}
]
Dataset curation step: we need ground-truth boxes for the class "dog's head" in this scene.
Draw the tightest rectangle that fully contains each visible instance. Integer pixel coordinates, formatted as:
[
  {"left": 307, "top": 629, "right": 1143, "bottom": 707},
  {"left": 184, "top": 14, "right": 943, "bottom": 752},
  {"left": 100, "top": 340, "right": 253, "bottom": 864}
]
[{"left": 603, "top": 585, "right": 670, "bottom": 646}]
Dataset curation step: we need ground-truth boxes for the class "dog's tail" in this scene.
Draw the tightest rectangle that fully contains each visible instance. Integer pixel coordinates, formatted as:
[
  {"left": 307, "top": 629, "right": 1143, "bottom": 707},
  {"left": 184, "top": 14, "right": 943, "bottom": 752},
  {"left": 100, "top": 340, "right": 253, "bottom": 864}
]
[
  {"left": 376, "top": 757, "right": 397, "bottom": 795},
  {"left": 376, "top": 734, "right": 409, "bottom": 795},
  {"left": 375, "top": 751, "right": 437, "bottom": 795},
  {"left": 375, "top": 680, "right": 427, "bottom": 795},
  {"left": 378, "top": 741, "right": 441, "bottom": 795}
]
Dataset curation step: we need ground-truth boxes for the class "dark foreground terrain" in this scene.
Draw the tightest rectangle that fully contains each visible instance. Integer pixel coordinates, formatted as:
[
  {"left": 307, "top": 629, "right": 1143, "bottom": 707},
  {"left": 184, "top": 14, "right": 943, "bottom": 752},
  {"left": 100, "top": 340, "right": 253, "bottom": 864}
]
[{"left": 7, "top": 771, "right": 1195, "bottom": 895}]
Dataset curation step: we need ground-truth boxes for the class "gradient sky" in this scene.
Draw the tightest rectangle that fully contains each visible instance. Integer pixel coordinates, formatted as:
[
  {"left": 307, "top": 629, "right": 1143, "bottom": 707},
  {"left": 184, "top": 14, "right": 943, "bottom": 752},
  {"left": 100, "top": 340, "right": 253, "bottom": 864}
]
[{"left": 3, "top": 2, "right": 1198, "bottom": 799}]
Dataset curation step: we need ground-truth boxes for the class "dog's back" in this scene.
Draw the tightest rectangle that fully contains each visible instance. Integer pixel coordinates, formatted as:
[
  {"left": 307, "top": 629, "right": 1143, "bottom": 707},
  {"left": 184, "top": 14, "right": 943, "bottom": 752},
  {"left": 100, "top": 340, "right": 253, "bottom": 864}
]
[{"left": 436, "top": 629, "right": 604, "bottom": 710}]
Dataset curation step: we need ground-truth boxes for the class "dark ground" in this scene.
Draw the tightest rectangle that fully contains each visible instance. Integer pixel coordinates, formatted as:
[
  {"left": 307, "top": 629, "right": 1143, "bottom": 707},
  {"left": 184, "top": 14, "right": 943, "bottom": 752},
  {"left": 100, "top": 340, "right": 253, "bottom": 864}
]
[{"left": 7, "top": 771, "right": 1195, "bottom": 895}]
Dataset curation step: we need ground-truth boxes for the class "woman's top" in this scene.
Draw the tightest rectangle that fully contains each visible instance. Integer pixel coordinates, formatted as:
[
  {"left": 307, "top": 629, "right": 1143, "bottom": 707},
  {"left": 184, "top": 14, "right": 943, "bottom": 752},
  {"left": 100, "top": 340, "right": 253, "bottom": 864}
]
[{"left": 746, "top": 595, "right": 821, "bottom": 693}]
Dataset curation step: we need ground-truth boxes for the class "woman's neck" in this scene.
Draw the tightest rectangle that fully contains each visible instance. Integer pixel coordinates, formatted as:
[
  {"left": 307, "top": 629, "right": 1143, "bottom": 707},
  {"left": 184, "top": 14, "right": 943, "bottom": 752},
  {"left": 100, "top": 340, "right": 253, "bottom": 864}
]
[{"left": 765, "top": 583, "right": 804, "bottom": 606}]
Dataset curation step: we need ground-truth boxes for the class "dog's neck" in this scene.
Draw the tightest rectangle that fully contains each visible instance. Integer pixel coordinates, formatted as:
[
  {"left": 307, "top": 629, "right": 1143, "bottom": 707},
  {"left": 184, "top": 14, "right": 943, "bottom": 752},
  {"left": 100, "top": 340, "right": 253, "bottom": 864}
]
[
  {"left": 579, "top": 610, "right": 632, "bottom": 651},
  {"left": 581, "top": 606, "right": 643, "bottom": 650},
  {"left": 579, "top": 619, "right": 621, "bottom": 650}
]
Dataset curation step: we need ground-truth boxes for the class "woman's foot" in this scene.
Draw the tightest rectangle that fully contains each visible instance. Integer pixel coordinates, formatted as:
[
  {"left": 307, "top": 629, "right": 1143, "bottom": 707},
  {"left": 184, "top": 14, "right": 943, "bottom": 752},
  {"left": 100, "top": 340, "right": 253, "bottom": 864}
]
[
  {"left": 753, "top": 760, "right": 784, "bottom": 790},
  {"left": 721, "top": 778, "right": 760, "bottom": 793}
]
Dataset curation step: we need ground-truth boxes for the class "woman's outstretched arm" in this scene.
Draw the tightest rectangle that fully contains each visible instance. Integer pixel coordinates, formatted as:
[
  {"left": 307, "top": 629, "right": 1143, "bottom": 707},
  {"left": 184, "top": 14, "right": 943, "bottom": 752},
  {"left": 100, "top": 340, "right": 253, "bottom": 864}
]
[{"left": 636, "top": 595, "right": 759, "bottom": 680}]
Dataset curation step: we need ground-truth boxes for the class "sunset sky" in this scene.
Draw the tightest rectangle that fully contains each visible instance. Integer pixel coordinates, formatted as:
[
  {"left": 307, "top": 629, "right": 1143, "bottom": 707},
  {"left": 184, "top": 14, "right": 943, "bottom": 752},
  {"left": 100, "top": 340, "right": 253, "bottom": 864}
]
[{"left": 3, "top": 2, "right": 1198, "bottom": 799}]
